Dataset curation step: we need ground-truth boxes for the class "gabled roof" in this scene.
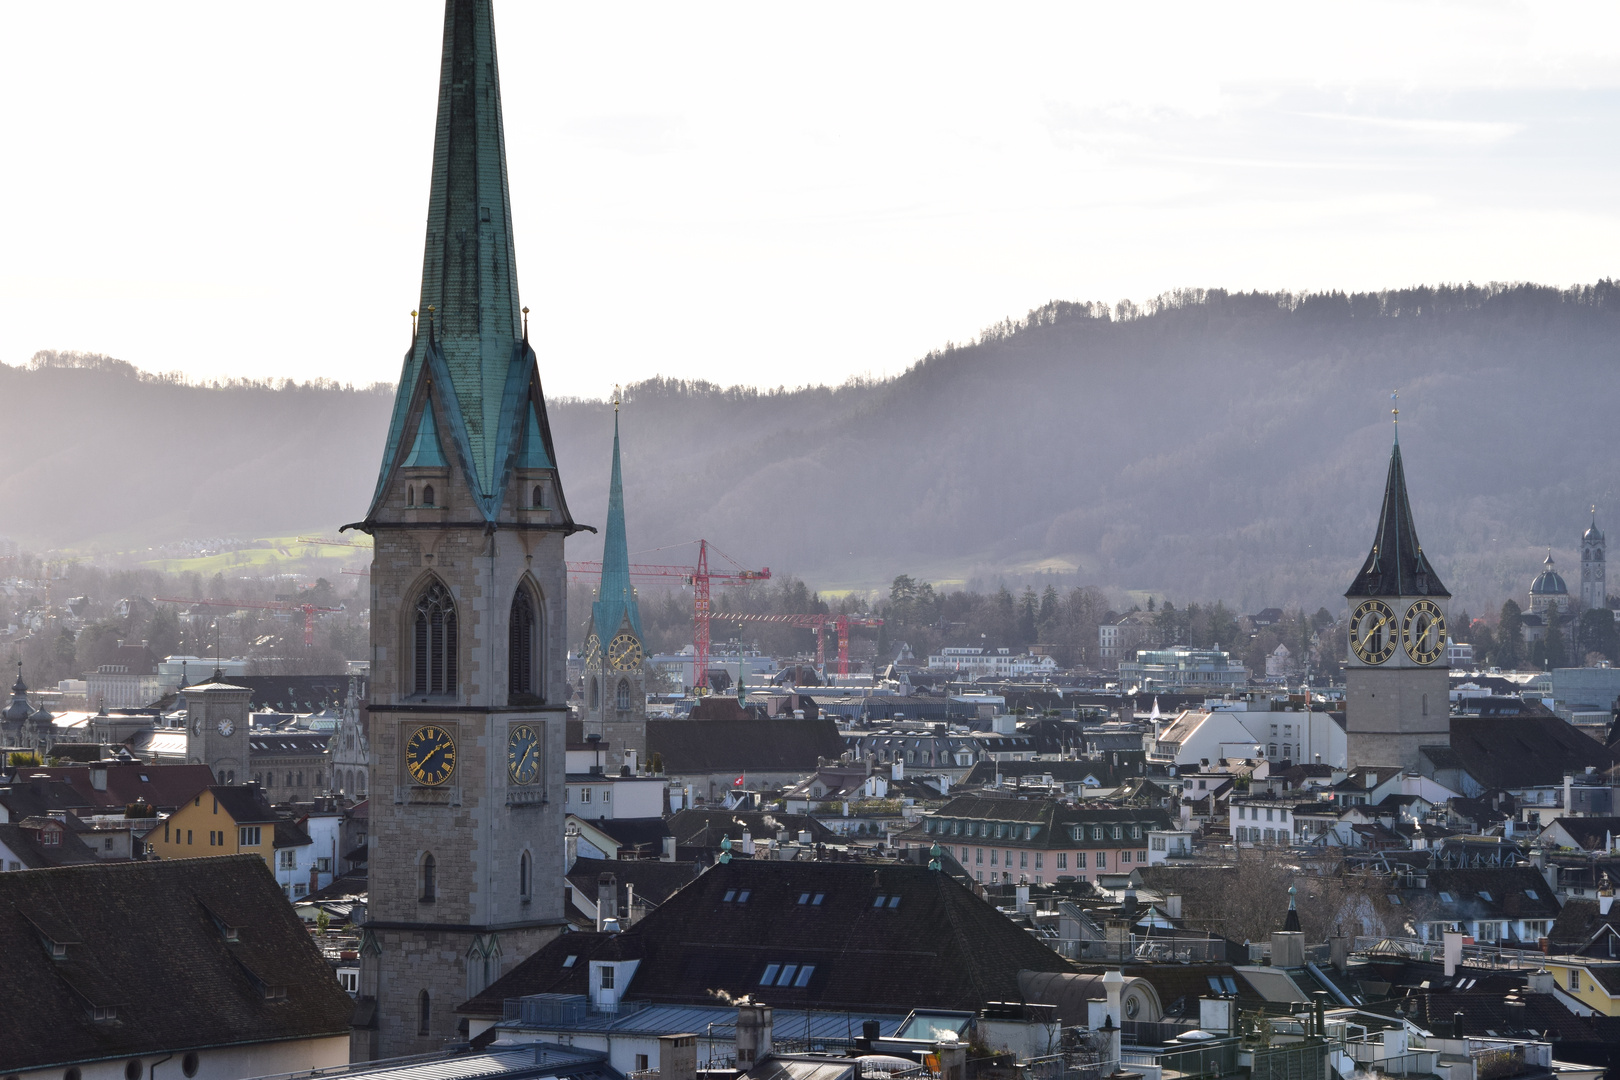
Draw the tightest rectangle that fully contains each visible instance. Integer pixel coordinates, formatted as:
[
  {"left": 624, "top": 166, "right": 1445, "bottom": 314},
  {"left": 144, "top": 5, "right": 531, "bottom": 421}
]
[
  {"left": 647, "top": 719, "right": 846, "bottom": 774},
  {"left": 566, "top": 856, "right": 699, "bottom": 908},
  {"left": 1443, "top": 715, "right": 1618, "bottom": 789},
  {"left": 666, "top": 810, "right": 837, "bottom": 848},
  {"left": 0, "top": 822, "right": 101, "bottom": 868},
  {"left": 1545, "top": 816, "right": 1620, "bottom": 851},
  {"left": 466, "top": 860, "right": 1076, "bottom": 1017},
  {"left": 16, "top": 763, "right": 215, "bottom": 812},
  {"left": 0, "top": 855, "right": 352, "bottom": 1071},
  {"left": 209, "top": 785, "right": 281, "bottom": 825},
  {"left": 218, "top": 675, "right": 356, "bottom": 713},
  {"left": 1345, "top": 438, "right": 1449, "bottom": 598}
]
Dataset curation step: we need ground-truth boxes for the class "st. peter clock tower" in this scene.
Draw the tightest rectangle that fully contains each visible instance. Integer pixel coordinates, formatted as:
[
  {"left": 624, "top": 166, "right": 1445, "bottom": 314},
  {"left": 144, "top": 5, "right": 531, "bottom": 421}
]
[
  {"left": 1344, "top": 414, "right": 1451, "bottom": 771},
  {"left": 345, "top": 0, "right": 586, "bottom": 1059}
]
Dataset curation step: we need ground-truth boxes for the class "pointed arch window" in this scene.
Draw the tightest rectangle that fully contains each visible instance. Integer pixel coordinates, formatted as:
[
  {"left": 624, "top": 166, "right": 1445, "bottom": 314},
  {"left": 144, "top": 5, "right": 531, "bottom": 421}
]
[
  {"left": 588, "top": 676, "right": 599, "bottom": 710},
  {"left": 417, "top": 990, "right": 431, "bottom": 1036},
  {"left": 422, "top": 484, "right": 436, "bottom": 508},
  {"left": 510, "top": 587, "right": 541, "bottom": 700},
  {"left": 414, "top": 581, "right": 458, "bottom": 696},
  {"left": 520, "top": 850, "right": 533, "bottom": 901},
  {"left": 616, "top": 679, "right": 631, "bottom": 711},
  {"left": 420, "top": 852, "right": 437, "bottom": 902}
]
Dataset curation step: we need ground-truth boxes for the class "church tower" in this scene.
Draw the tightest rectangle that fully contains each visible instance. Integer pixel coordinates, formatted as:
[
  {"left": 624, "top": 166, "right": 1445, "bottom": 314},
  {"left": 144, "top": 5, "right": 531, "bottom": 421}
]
[
  {"left": 1582, "top": 510, "right": 1606, "bottom": 611},
  {"left": 183, "top": 677, "right": 251, "bottom": 785},
  {"left": 1343, "top": 419, "right": 1451, "bottom": 771},
  {"left": 580, "top": 395, "right": 647, "bottom": 771},
  {"left": 346, "top": 0, "right": 586, "bottom": 1059}
]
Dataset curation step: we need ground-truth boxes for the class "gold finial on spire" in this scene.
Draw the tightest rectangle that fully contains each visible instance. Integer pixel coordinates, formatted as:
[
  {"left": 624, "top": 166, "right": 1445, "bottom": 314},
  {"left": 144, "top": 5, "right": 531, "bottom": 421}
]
[
  {"left": 522, "top": 306, "right": 530, "bottom": 340},
  {"left": 411, "top": 310, "right": 418, "bottom": 336},
  {"left": 1391, "top": 389, "right": 1399, "bottom": 424},
  {"left": 612, "top": 385, "right": 621, "bottom": 412}
]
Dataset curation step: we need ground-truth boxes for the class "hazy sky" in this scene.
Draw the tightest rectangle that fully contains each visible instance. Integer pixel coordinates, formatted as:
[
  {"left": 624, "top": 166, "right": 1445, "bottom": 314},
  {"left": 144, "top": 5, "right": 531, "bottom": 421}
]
[{"left": 3, "top": 2, "right": 1618, "bottom": 399}]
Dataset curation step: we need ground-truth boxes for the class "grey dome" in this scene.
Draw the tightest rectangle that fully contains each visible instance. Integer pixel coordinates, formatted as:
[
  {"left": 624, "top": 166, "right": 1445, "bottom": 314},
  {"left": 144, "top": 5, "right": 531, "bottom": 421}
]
[{"left": 1531, "top": 553, "right": 1568, "bottom": 596}]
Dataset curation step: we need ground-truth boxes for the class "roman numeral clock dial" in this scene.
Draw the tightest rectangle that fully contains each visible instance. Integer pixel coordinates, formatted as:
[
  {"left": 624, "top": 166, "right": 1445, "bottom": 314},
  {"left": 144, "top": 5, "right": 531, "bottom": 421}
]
[
  {"left": 1349, "top": 599, "right": 1397, "bottom": 665},
  {"left": 1403, "top": 599, "right": 1448, "bottom": 665},
  {"left": 404, "top": 725, "right": 457, "bottom": 786}
]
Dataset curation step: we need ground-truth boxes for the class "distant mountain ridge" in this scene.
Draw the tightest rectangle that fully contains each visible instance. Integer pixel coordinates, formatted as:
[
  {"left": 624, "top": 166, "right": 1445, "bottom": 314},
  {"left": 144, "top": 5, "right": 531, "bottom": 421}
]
[{"left": 12, "top": 280, "right": 1620, "bottom": 615}]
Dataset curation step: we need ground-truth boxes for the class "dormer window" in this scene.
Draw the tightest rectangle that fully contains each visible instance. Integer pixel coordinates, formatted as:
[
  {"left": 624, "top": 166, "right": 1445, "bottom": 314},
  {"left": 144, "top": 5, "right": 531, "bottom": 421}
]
[
  {"left": 421, "top": 484, "right": 436, "bottom": 507},
  {"left": 533, "top": 484, "right": 547, "bottom": 509}
]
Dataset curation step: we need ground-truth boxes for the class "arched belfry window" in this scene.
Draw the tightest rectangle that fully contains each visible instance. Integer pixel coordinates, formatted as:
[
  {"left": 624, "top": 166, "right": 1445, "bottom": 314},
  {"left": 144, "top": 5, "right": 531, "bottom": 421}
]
[
  {"left": 589, "top": 677, "right": 599, "bottom": 710},
  {"left": 616, "top": 679, "right": 631, "bottom": 711},
  {"left": 417, "top": 990, "right": 431, "bottom": 1036},
  {"left": 414, "top": 581, "right": 457, "bottom": 696},
  {"left": 510, "top": 587, "right": 540, "bottom": 699},
  {"left": 420, "top": 852, "right": 436, "bottom": 901},
  {"left": 520, "top": 850, "right": 532, "bottom": 901}
]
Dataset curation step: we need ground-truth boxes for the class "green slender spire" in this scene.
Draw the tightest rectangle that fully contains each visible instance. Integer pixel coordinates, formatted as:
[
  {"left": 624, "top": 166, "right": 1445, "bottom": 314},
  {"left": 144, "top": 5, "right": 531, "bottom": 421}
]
[
  {"left": 363, "top": 0, "right": 573, "bottom": 527},
  {"left": 592, "top": 396, "right": 642, "bottom": 640}
]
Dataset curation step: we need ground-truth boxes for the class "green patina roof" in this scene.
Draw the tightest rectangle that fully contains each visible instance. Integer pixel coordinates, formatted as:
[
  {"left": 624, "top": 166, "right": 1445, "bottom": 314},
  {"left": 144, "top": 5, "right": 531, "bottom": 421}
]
[
  {"left": 516, "top": 405, "right": 553, "bottom": 469},
  {"left": 401, "top": 406, "right": 448, "bottom": 467},
  {"left": 591, "top": 409, "right": 642, "bottom": 642},
  {"left": 367, "top": 0, "right": 569, "bottom": 524},
  {"left": 1345, "top": 436, "right": 1450, "bottom": 599}
]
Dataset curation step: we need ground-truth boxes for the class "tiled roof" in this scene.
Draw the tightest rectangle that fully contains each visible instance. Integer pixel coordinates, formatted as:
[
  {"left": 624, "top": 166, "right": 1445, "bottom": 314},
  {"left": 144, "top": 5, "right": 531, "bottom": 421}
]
[
  {"left": 647, "top": 719, "right": 846, "bottom": 774},
  {"left": 0, "top": 855, "right": 352, "bottom": 1070},
  {"left": 566, "top": 856, "right": 699, "bottom": 908},
  {"left": 225, "top": 675, "right": 356, "bottom": 712},
  {"left": 466, "top": 859, "right": 1075, "bottom": 1016},
  {"left": 0, "top": 822, "right": 101, "bottom": 868},
  {"left": 17, "top": 763, "right": 215, "bottom": 811},
  {"left": 1443, "top": 716, "right": 1618, "bottom": 789},
  {"left": 666, "top": 810, "right": 836, "bottom": 848},
  {"left": 210, "top": 785, "right": 281, "bottom": 825}
]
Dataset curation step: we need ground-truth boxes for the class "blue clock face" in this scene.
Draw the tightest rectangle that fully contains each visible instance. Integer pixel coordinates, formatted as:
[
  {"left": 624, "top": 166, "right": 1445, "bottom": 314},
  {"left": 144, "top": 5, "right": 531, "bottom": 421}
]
[
  {"left": 507, "top": 724, "right": 540, "bottom": 785},
  {"left": 405, "top": 725, "right": 456, "bottom": 786}
]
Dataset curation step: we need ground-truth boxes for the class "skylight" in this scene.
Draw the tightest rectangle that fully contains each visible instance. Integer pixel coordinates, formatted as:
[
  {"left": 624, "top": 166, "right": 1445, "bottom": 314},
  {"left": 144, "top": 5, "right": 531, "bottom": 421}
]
[
  {"left": 563, "top": 955, "right": 577, "bottom": 968},
  {"left": 1478, "top": 892, "right": 1492, "bottom": 902},
  {"left": 798, "top": 893, "right": 811, "bottom": 905}
]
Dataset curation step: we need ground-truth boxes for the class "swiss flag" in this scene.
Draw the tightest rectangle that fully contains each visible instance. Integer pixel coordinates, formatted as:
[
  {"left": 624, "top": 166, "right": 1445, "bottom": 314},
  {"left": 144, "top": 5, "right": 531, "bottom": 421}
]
[{"left": 734, "top": 776, "right": 745, "bottom": 786}]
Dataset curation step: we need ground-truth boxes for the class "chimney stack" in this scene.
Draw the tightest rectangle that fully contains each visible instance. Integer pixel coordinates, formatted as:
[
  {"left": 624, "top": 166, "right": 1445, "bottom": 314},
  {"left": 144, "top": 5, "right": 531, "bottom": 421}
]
[
  {"left": 735, "top": 1003, "right": 773, "bottom": 1066},
  {"left": 1443, "top": 930, "right": 1463, "bottom": 978},
  {"left": 597, "top": 873, "right": 618, "bottom": 931},
  {"left": 658, "top": 1034, "right": 697, "bottom": 1080}
]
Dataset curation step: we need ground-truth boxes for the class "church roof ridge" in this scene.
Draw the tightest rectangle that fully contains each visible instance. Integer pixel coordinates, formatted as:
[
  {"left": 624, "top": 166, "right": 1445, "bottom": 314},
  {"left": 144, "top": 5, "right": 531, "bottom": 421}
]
[{"left": 1345, "top": 437, "right": 1450, "bottom": 599}]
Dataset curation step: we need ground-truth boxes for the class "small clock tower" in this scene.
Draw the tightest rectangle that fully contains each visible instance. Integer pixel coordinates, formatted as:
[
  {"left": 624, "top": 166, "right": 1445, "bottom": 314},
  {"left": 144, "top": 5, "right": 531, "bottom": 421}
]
[
  {"left": 1344, "top": 414, "right": 1451, "bottom": 771},
  {"left": 580, "top": 395, "right": 647, "bottom": 770},
  {"left": 184, "top": 677, "right": 251, "bottom": 785}
]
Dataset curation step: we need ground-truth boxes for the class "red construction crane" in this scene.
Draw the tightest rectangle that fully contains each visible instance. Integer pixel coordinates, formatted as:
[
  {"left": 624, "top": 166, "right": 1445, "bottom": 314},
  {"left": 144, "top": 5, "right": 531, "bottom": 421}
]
[
  {"left": 565, "top": 539, "right": 768, "bottom": 689},
  {"left": 155, "top": 596, "right": 344, "bottom": 647},
  {"left": 717, "top": 612, "right": 884, "bottom": 678}
]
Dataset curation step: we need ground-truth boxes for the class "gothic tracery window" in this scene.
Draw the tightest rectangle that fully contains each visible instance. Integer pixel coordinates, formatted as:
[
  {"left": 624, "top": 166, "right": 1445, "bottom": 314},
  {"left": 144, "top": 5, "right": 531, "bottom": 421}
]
[{"left": 413, "top": 581, "right": 458, "bottom": 696}]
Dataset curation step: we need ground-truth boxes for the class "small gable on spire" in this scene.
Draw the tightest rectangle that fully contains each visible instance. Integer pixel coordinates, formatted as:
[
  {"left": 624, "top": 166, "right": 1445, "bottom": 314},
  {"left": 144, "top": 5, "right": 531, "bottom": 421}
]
[
  {"left": 402, "top": 406, "right": 449, "bottom": 468},
  {"left": 516, "top": 405, "right": 553, "bottom": 470}
]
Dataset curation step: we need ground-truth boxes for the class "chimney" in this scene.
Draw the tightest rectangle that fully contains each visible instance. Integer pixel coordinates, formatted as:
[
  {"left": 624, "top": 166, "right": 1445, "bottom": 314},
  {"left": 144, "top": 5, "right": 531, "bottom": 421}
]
[
  {"left": 1164, "top": 893, "right": 1182, "bottom": 920},
  {"left": 1103, "top": 968, "right": 1125, "bottom": 1032},
  {"left": 1123, "top": 887, "right": 1139, "bottom": 920},
  {"left": 1016, "top": 883, "right": 1031, "bottom": 914},
  {"left": 659, "top": 1034, "right": 697, "bottom": 1080},
  {"left": 935, "top": 1037, "right": 967, "bottom": 1080},
  {"left": 89, "top": 763, "right": 108, "bottom": 792},
  {"left": 1453, "top": 1011, "right": 1466, "bottom": 1040},
  {"left": 1526, "top": 968, "right": 1554, "bottom": 994},
  {"left": 1443, "top": 930, "right": 1463, "bottom": 978},
  {"left": 892, "top": 757, "right": 904, "bottom": 781},
  {"left": 597, "top": 873, "right": 618, "bottom": 931},
  {"left": 1270, "top": 931, "right": 1305, "bottom": 968},
  {"left": 310, "top": 863, "right": 321, "bottom": 895},
  {"left": 1564, "top": 773, "right": 1575, "bottom": 813},
  {"left": 662, "top": 835, "right": 676, "bottom": 862},
  {"left": 735, "top": 1003, "right": 773, "bottom": 1066},
  {"left": 1313, "top": 991, "right": 1328, "bottom": 1038},
  {"left": 1330, "top": 931, "right": 1349, "bottom": 974},
  {"left": 565, "top": 825, "right": 580, "bottom": 869}
]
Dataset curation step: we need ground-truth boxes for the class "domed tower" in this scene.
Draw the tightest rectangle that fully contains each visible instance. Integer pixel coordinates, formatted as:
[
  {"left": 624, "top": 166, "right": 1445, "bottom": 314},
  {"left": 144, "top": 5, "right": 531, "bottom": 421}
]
[
  {"left": 1343, "top": 415, "right": 1450, "bottom": 771},
  {"left": 1582, "top": 510, "right": 1606, "bottom": 611},
  {"left": 1529, "top": 551, "right": 1570, "bottom": 619}
]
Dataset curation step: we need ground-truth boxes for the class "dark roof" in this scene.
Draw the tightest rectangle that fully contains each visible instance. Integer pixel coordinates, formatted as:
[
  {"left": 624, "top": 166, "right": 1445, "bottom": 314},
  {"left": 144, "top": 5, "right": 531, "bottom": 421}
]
[
  {"left": 1419, "top": 867, "right": 1560, "bottom": 922},
  {"left": 1345, "top": 439, "right": 1449, "bottom": 599},
  {"left": 1549, "top": 816, "right": 1620, "bottom": 850},
  {"left": 0, "top": 855, "right": 352, "bottom": 1070},
  {"left": 667, "top": 810, "right": 837, "bottom": 848},
  {"left": 959, "top": 759, "right": 1141, "bottom": 788},
  {"left": 1443, "top": 716, "right": 1619, "bottom": 789},
  {"left": 14, "top": 763, "right": 216, "bottom": 811},
  {"left": 465, "top": 859, "right": 1076, "bottom": 1017},
  {"left": 248, "top": 732, "right": 333, "bottom": 754},
  {"left": 578, "top": 817, "right": 673, "bottom": 855},
  {"left": 566, "top": 856, "right": 700, "bottom": 908},
  {"left": 898, "top": 795, "right": 1170, "bottom": 850},
  {"left": 648, "top": 719, "right": 846, "bottom": 774},
  {"left": 221, "top": 675, "right": 358, "bottom": 713},
  {"left": 0, "top": 821, "right": 101, "bottom": 868},
  {"left": 210, "top": 785, "right": 282, "bottom": 825}
]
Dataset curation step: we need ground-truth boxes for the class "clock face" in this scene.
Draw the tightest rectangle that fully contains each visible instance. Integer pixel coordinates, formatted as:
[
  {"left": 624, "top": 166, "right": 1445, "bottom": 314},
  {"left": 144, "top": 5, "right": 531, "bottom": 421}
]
[
  {"left": 1403, "top": 600, "right": 1448, "bottom": 665},
  {"left": 507, "top": 724, "right": 541, "bottom": 786},
  {"left": 608, "top": 632, "right": 643, "bottom": 671},
  {"left": 583, "top": 633, "right": 602, "bottom": 670},
  {"left": 404, "top": 725, "right": 457, "bottom": 786},
  {"left": 216, "top": 717, "right": 235, "bottom": 737},
  {"left": 192, "top": 716, "right": 202, "bottom": 737},
  {"left": 1349, "top": 599, "right": 1397, "bottom": 665}
]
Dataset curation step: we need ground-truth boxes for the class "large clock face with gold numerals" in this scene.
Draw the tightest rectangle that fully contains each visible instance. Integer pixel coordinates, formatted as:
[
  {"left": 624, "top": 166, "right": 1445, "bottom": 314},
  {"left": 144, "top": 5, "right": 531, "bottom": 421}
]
[
  {"left": 404, "top": 725, "right": 456, "bottom": 786},
  {"left": 608, "top": 632, "right": 643, "bottom": 670},
  {"left": 1402, "top": 599, "right": 1448, "bottom": 665},
  {"left": 1349, "top": 599, "right": 1397, "bottom": 665},
  {"left": 507, "top": 724, "right": 540, "bottom": 785},
  {"left": 583, "top": 633, "right": 602, "bottom": 669}
]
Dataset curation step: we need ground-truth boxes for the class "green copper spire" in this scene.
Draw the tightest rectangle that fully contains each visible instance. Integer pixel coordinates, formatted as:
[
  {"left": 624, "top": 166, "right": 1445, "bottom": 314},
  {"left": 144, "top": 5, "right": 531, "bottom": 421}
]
[
  {"left": 364, "top": 0, "right": 572, "bottom": 526},
  {"left": 592, "top": 396, "right": 642, "bottom": 640}
]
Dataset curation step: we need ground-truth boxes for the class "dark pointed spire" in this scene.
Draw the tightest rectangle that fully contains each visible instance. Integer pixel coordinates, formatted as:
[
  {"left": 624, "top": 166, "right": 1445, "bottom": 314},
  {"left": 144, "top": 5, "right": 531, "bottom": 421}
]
[
  {"left": 1346, "top": 436, "right": 1449, "bottom": 599},
  {"left": 593, "top": 392, "right": 642, "bottom": 641}
]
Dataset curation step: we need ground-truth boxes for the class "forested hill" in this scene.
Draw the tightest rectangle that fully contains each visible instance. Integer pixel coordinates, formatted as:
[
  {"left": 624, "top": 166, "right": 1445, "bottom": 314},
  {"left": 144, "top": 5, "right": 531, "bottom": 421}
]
[{"left": 12, "top": 281, "right": 1620, "bottom": 614}]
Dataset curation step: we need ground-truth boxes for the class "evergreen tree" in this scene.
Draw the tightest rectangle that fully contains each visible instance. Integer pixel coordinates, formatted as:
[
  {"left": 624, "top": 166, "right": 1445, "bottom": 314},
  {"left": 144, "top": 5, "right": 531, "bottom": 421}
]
[
  {"left": 1539, "top": 607, "right": 1569, "bottom": 670},
  {"left": 1579, "top": 607, "right": 1618, "bottom": 663},
  {"left": 1496, "top": 600, "right": 1524, "bottom": 669}
]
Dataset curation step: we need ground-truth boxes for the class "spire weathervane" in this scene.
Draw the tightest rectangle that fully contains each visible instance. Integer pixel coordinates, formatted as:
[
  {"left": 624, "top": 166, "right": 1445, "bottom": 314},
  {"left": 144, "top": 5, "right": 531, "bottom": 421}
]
[
  {"left": 613, "top": 386, "right": 621, "bottom": 413},
  {"left": 1391, "top": 390, "right": 1399, "bottom": 439}
]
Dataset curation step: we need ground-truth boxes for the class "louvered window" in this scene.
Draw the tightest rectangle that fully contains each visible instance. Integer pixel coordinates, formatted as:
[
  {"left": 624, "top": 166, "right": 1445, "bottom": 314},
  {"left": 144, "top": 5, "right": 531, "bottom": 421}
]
[{"left": 510, "top": 588, "right": 538, "bottom": 698}]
